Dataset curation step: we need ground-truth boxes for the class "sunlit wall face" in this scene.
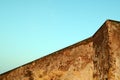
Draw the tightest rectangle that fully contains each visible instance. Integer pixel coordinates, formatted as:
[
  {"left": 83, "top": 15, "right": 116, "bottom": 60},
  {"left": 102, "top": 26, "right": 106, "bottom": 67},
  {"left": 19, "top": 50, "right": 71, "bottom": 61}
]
[{"left": 0, "top": 0, "right": 120, "bottom": 74}]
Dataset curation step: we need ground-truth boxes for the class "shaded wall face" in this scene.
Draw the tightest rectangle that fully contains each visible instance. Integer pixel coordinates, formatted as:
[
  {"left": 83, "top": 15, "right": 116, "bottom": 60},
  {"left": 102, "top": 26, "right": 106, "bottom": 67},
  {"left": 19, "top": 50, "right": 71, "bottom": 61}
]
[
  {"left": 107, "top": 22, "right": 120, "bottom": 80},
  {"left": 93, "top": 24, "right": 109, "bottom": 80},
  {"left": 93, "top": 21, "right": 120, "bottom": 80}
]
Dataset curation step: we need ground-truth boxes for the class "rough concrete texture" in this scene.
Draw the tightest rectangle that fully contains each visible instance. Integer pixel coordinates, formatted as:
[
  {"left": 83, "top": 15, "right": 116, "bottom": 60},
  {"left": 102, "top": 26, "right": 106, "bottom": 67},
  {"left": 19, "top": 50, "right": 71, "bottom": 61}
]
[{"left": 0, "top": 20, "right": 120, "bottom": 80}]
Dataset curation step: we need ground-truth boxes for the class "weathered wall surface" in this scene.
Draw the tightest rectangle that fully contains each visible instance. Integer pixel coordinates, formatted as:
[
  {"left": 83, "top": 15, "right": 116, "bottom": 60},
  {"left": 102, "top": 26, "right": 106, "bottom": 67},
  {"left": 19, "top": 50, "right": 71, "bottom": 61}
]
[
  {"left": 0, "top": 20, "right": 120, "bottom": 80},
  {"left": 93, "top": 21, "right": 111, "bottom": 80},
  {"left": 0, "top": 38, "right": 94, "bottom": 80}
]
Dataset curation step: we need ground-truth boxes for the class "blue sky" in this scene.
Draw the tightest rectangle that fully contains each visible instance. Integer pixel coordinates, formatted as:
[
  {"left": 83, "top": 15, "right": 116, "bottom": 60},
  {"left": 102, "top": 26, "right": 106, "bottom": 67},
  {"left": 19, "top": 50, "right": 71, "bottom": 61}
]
[{"left": 0, "top": 0, "right": 120, "bottom": 74}]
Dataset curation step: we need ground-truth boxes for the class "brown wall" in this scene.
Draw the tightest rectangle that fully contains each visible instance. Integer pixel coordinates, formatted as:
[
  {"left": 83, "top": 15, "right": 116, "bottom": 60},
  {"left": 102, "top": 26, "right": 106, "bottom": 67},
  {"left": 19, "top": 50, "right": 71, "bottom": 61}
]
[
  {"left": 93, "top": 21, "right": 110, "bottom": 80},
  {"left": 0, "top": 38, "right": 94, "bottom": 80},
  {"left": 0, "top": 20, "right": 120, "bottom": 80},
  {"left": 107, "top": 21, "right": 120, "bottom": 80}
]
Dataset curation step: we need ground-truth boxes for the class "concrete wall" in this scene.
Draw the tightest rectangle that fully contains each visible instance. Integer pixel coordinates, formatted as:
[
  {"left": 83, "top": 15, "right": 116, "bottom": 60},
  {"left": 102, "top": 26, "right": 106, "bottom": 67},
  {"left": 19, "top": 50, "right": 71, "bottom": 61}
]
[
  {"left": 0, "top": 20, "right": 120, "bottom": 80},
  {"left": 0, "top": 38, "right": 94, "bottom": 80}
]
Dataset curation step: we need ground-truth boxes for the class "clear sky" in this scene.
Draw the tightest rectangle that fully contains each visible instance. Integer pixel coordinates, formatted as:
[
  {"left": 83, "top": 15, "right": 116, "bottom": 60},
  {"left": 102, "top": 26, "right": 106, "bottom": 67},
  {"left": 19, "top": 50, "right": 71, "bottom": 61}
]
[{"left": 0, "top": 0, "right": 120, "bottom": 74}]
